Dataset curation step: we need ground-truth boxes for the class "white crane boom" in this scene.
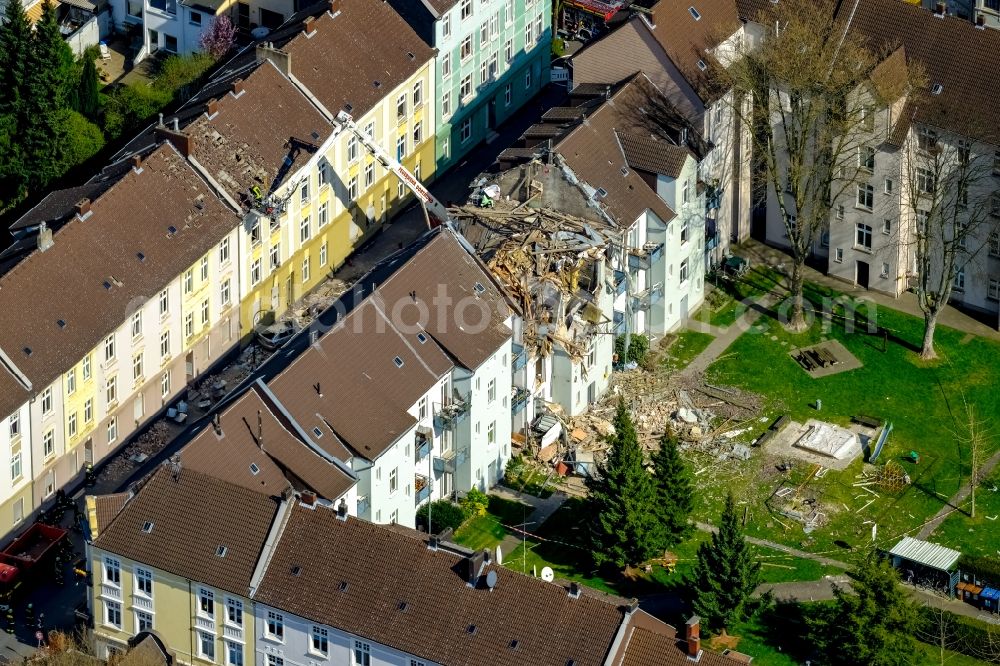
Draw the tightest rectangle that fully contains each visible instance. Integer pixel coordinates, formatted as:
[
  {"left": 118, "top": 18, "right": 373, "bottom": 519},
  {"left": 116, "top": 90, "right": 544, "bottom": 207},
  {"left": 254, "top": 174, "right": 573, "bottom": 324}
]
[{"left": 335, "top": 111, "right": 451, "bottom": 227}]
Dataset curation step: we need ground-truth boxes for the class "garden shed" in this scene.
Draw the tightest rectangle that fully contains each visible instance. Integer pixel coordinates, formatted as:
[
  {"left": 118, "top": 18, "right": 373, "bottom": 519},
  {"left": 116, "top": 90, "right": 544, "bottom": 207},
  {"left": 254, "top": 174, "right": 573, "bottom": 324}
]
[{"left": 888, "top": 536, "right": 961, "bottom": 597}]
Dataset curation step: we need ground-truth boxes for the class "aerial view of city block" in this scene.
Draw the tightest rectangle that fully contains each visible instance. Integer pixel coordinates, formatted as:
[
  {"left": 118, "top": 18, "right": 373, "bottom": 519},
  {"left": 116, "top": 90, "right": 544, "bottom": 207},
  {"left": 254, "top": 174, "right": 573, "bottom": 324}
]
[{"left": 0, "top": 0, "right": 998, "bottom": 663}]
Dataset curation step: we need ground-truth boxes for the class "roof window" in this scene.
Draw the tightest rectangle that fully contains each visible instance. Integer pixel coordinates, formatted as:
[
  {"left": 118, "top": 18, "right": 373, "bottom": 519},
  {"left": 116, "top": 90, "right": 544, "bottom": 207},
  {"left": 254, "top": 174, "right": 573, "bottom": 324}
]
[
  {"left": 312, "top": 426, "right": 324, "bottom": 438},
  {"left": 697, "top": 59, "right": 708, "bottom": 71},
  {"left": 467, "top": 624, "right": 477, "bottom": 635},
  {"left": 136, "top": 252, "right": 145, "bottom": 262},
  {"left": 249, "top": 463, "right": 260, "bottom": 475},
  {"left": 167, "top": 225, "right": 177, "bottom": 236},
  {"left": 393, "top": 356, "right": 404, "bottom": 368},
  {"left": 416, "top": 332, "right": 428, "bottom": 344},
  {"left": 931, "top": 83, "right": 943, "bottom": 95},
  {"left": 291, "top": 565, "right": 301, "bottom": 576},
  {"left": 339, "top": 581, "right": 349, "bottom": 592},
  {"left": 142, "top": 521, "right": 154, "bottom": 533},
  {"left": 595, "top": 187, "right": 608, "bottom": 198},
  {"left": 56, "top": 319, "right": 66, "bottom": 329},
  {"left": 473, "top": 281, "right": 486, "bottom": 294},
  {"left": 216, "top": 545, "right": 228, "bottom": 557},
  {"left": 689, "top": 6, "right": 701, "bottom": 20}
]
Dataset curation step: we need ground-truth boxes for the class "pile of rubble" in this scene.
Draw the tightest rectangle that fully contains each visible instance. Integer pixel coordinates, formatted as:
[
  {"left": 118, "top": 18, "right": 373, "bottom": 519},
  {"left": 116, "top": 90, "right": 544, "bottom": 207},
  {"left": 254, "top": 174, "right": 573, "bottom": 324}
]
[{"left": 97, "top": 422, "right": 172, "bottom": 484}]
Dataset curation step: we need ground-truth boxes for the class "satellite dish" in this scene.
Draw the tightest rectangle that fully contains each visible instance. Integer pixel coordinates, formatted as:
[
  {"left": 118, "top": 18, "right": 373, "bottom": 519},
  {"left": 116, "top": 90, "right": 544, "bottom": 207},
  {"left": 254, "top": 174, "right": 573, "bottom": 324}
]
[
  {"left": 485, "top": 570, "right": 498, "bottom": 590},
  {"left": 540, "top": 566, "right": 554, "bottom": 582},
  {"left": 495, "top": 545, "right": 503, "bottom": 566}
]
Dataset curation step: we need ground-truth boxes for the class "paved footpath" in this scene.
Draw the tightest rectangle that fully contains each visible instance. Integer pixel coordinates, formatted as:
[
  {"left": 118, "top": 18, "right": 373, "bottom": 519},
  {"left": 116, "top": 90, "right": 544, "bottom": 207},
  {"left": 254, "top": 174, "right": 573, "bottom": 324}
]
[
  {"left": 489, "top": 486, "right": 568, "bottom": 556},
  {"left": 917, "top": 447, "right": 1000, "bottom": 540}
]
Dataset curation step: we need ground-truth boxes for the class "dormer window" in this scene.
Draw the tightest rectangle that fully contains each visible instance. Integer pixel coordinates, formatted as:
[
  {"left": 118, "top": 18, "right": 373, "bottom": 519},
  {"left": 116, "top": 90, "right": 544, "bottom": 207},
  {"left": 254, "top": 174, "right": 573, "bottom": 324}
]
[{"left": 689, "top": 6, "right": 701, "bottom": 20}]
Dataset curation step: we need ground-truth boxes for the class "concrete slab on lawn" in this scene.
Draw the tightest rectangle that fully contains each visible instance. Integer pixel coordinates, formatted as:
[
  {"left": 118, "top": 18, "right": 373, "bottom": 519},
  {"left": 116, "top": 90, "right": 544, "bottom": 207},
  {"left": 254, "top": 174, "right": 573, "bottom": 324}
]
[
  {"left": 789, "top": 339, "right": 862, "bottom": 378},
  {"left": 765, "top": 419, "right": 869, "bottom": 470}
]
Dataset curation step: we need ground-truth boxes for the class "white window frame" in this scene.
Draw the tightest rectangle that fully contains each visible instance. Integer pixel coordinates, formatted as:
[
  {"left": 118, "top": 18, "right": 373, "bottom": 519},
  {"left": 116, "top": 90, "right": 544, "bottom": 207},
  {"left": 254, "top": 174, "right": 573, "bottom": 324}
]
[
  {"left": 225, "top": 597, "right": 243, "bottom": 627},
  {"left": 135, "top": 567, "right": 153, "bottom": 598},
  {"left": 198, "top": 587, "right": 215, "bottom": 619},
  {"left": 104, "top": 600, "right": 122, "bottom": 629},
  {"left": 310, "top": 626, "right": 329, "bottom": 657},
  {"left": 265, "top": 610, "right": 284, "bottom": 641}
]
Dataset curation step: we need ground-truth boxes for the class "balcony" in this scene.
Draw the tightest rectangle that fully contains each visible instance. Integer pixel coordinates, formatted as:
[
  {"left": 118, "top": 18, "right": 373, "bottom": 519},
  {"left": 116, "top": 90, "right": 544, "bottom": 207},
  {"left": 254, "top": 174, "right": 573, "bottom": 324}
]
[
  {"left": 628, "top": 242, "right": 664, "bottom": 271},
  {"left": 195, "top": 615, "right": 215, "bottom": 632},
  {"left": 613, "top": 270, "right": 628, "bottom": 297},
  {"left": 434, "top": 393, "right": 470, "bottom": 430},
  {"left": 132, "top": 595, "right": 152, "bottom": 611},
  {"left": 631, "top": 283, "right": 664, "bottom": 311},
  {"left": 613, "top": 310, "right": 626, "bottom": 336},
  {"left": 357, "top": 495, "right": 370, "bottom": 516},
  {"left": 433, "top": 447, "right": 467, "bottom": 474},
  {"left": 101, "top": 583, "right": 121, "bottom": 600},
  {"left": 415, "top": 436, "right": 431, "bottom": 463},
  {"left": 512, "top": 343, "right": 529, "bottom": 372},
  {"left": 223, "top": 625, "right": 243, "bottom": 642},
  {"left": 511, "top": 386, "right": 531, "bottom": 415},
  {"left": 705, "top": 217, "right": 719, "bottom": 251},
  {"left": 414, "top": 474, "right": 431, "bottom": 506}
]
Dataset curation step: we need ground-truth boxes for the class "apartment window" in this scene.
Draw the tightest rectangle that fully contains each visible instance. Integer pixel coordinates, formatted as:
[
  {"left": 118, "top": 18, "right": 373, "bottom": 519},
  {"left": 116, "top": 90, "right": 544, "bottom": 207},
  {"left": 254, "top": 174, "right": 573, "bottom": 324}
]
[
  {"left": 525, "top": 20, "right": 533, "bottom": 45},
  {"left": 226, "top": 642, "right": 243, "bottom": 666},
  {"left": 442, "top": 91, "right": 452, "bottom": 118},
  {"left": 8, "top": 414, "right": 18, "bottom": 439},
  {"left": 413, "top": 121, "right": 423, "bottom": 145},
  {"left": 480, "top": 22, "right": 488, "bottom": 47},
  {"left": 917, "top": 127, "right": 938, "bottom": 152},
  {"left": 442, "top": 52, "right": 451, "bottom": 78},
  {"left": 106, "top": 376, "right": 117, "bottom": 406},
  {"left": 916, "top": 167, "right": 935, "bottom": 194},
  {"left": 136, "top": 610, "right": 153, "bottom": 633},
  {"left": 396, "top": 136, "right": 407, "bottom": 164},
  {"left": 133, "top": 353, "right": 143, "bottom": 381},
  {"left": 220, "top": 279, "right": 231, "bottom": 307},
  {"left": 989, "top": 277, "right": 1000, "bottom": 301},
  {"left": 159, "top": 289, "right": 169, "bottom": 316},
  {"left": 250, "top": 220, "right": 261, "bottom": 246},
  {"left": 679, "top": 259, "right": 690, "bottom": 282},
  {"left": 43, "top": 430, "right": 54, "bottom": 458},
  {"left": 487, "top": 378, "right": 496, "bottom": 402},
  {"left": 460, "top": 118, "right": 472, "bottom": 143},
  {"left": 990, "top": 232, "right": 1000, "bottom": 257},
  {"left": 67, "top": 412, "right": 77, "bottom": 439},
  {"left": 107, "top": 417, "right": 117, "bottom": 443},
  {"left": 104, "top": 557, "right": 121, "bottom": 585},
  {"left": 490, "top": 12, "right": 498, "bottom": 37},
  {"left": 300, "top": 215, "right": 311, "bottom": 243},
  {"left": 160, "top": 331, "right": 170, "bottom": 359},
  {"left": 65, "top": 368, "right": 76, "bottom": 396},
  {"left": 359, "top": 163, "right": 373, "bottom": 193},
  {"left": 880, "top": 262, "right": 890, "bottom": 278},
  {"left": 460, "top": 0, "right": 471, "bottom": 20},
  {"left": 418, "top": 396, "right": 428, "bottom": 420},
  {"left": 300, "top": 182, "right": 309, "bottom": 204},
  {"left": 266, "top": 611, "right": 284, "bottom": 640},
  {"left": 183, "top": 269, "right": 193, "bottom": 295},
  {"left": 200, "top": 299, "right": 209, "bottom": 326},
  {"left": 884, "top": 178, "right": 894, "bottom": 194},
  {"left": 129, "top": 312, "right": 143, "bottom": 342},
  {"left": 954, "top": 267, "right": 965, "bottom": 291},
  {"left": 487, "top": 421, "right": 496, "bottom": 445},
  {"left": 104, "top": 334, "right": 116, "bottom": 362},
  {"left": 226, "top": 598, "right": 243, "bottom": 627},
  {"left": 396, "top": 92, "right": 407, "bottom": 121},
  {"left": 442, "top": 12, "right": 451, "bottom": 38},
  {"left": 525, "top": 68, "right": 532, "bottom": 89},
  {"left": 105, "top": 601, "right": 122, "bottom": 629},
  {"left": 389, "top": 467, "right": 398, "bottom": 493},
  {"left": 311, "top": 627, "right": 329, "bottom": 656},
  {"left": 319, "top": 242, "right": 328, "bottom": 267},
  {"left": 302, "top": 257, "right": 311, "bottom": 283},
  {"left": 857, "top": 183, "right": 874, "bottom": 209},
  {"left": 505, "top": 0, "right": 513, "bottom": 23},
  {"left": 682, "top": 178, "right": 690, "bottom": 204},
  {"left": 412, "top": 81, "right": 423, "bottom": 109},
  {"left": 267, "top": 657, "right": 283, "bottom": 666},
  {"left": 460, "top": 35, "right": 472, "bottom": 61},
  {"left": 835, "top": 205, "right": 844, "bottom": 220},
  {"left": 9, "top": 451, "right": 21, "bottom": 482},
  {"left": 200, "top": 256, "right": 209, "bottom": 282},
  {"left": 882, "top": 219, "right": 892, "bottom": 235},
  {"left": 39, "top": 387, "right": 53, "bottom": 417},
  {"left": 82, "top": 354, "right": 92, "bottom": 381},
  {"left": 680, "top": 218, "right": 690, "bottom": 243},
  {"left": 84, "top": 398, "right": 93, "bottom": 423},
  {"left": 318, "top": 162, "right": 329, "bottom": 189},
  {"left": 347, "top": 135, "right": 359, "bottom": 163},
  {"left": 220, "top": 237, "right": 230, "bottom": 264},
  {"left": 534, "top": 14, "right": 542, "bottom": 41},
  {"left": 198, "top": 632, "right": 215, "bottom": 661},
  {"left": 198, "top": 588, "right": 215, "bottom": 618},
  {"left": 858, "top": 146, "right": 875, "bottom": 171},
  {"left": 856, "top": 223, "right": 873, "bottom": 250},
  {"left": 460, "top": 74, "right": 474, "bottom": 102},
  {"left": 185, "top": 313, "right": 194, "bottom": 339},
  {"left": 504, "top": 38, "right": 512, "bottom": 65},
  {"left": 353, "top": 640, "right": 371, "bottom": 666},
  {"left": 135, "top": 568, "right": 152, "bottom": 597},
  {"left": 835, "top": 247, "right": 844, "bottom": 263},
  {"left": 270, "top": 243, "right": 281, "bottom": 271}
]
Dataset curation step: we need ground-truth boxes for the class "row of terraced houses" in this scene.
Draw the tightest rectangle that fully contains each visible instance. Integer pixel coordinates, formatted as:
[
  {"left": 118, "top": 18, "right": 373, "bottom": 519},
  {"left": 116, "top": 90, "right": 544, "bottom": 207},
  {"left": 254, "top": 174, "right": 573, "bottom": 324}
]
[{"left": 0, "top": 0, "right": 552, "bottom": 538}]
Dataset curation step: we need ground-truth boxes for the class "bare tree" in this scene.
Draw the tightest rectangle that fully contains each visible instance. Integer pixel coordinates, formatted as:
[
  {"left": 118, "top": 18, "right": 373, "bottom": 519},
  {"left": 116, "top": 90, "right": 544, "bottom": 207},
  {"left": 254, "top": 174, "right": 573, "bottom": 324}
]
[
  {"left": 902, "top": 122, "right": 1000, "bottom": 359},
  {"left": 916, "top": 605, "right": 964, "bottom": 666},
  {"left": 955, "top": 402, "right": 991, "bottom": 518},
  {"left": 722, "top": 0, "right": 920, "bottom": 330}
]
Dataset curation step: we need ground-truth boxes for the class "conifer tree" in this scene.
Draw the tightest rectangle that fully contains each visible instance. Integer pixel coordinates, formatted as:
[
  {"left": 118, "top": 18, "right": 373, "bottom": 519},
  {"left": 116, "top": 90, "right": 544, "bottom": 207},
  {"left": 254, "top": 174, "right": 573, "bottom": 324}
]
[
  {"left": 690, "top": 493, "right": 761, "bottom": 630},
  {"left": 0, "top": 0, "right": 32, "bottom": 117},
  {"left": 586, "top": 401, "right": 665, "bottom": 569},
  {"left": 77, "top": 57, "right": 100, "bottom": 119},
  {"left": 651, "top": 425, "right": 694, "bottom": 547}
]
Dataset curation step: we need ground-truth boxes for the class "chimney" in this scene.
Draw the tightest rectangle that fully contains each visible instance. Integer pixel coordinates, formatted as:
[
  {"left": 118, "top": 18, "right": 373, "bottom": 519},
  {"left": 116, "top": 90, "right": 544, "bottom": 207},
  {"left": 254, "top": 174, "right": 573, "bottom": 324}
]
[
  {"left": 934, "top": 1, "right": 946, "bottom": 14},
  {"left": 336, "top": 498, "right": 348, "bottom": 520},
  {"left": 37, "top": 221, "right": 54, "bottom": 252},
  {"left": 131, "top": 154, "right": 142, "bottom": 169},
  {"left": 483, "top": 548, "right": 491, "bottom": 565},
  {"left": 154, "top": 121, "right": 194, "bottom": 157},
  {"left": 232, "top": 78, "right": 245, "bottom": 96},
  {"left": 75, "top": 198, "right": 91, "bottom": 218},
  {"left": 212, "top": 412, "right": 222, "bottom": 436},
  {"left": 303, "top": 15, "right": 316, "bottom": 35},
  {"left": 300, "top": 491, "right": 317, "bottom": 507},
  {"left": 428, "top": 535, "right": 439, "bottom": 551},
  {"left": 685, "top": 616, "right": 701, "bottom": 661},
  {"left": 256, "top": 43, "right": 292, "bottom": 78},
  {"left": 206, "top": 98, "right": 219, "bottom": 117},
  {"left": 465, "top": 550, "right": 485, "bottom": 586},
  {"left": 568, "top": 582, "right": 581, "bottom": 599},
  {"left": 626, "top": 598, "right": 639, "bottom": 614},
  {"left": 328, "top": 0, "right": 340, "bottom": 13}
]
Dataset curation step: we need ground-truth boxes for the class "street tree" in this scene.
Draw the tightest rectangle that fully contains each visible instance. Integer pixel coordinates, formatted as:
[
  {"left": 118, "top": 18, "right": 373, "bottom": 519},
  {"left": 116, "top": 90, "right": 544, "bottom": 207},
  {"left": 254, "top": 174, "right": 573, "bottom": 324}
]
[
  {"left": 651, "top": 425, "right": 694, "bottom": 547},
  {"left": 722, "top": 0, "right": 920, "bottom": 330},
  {"left": 586, "top": 401, "right": 664, "bottom": 569},
  {"left": 689, "top": 492, "right": 761, "bottom": 630},
  {"left": 811, "top": 554, "right": 921, "bottom": 666}
]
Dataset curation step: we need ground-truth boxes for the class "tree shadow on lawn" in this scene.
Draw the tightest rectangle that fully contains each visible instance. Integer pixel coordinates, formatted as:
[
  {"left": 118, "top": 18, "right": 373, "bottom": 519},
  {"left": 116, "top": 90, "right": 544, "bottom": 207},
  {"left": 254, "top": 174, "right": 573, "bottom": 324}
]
[{"left": 749, "top": 601, "right": 825, "bottom": 663}]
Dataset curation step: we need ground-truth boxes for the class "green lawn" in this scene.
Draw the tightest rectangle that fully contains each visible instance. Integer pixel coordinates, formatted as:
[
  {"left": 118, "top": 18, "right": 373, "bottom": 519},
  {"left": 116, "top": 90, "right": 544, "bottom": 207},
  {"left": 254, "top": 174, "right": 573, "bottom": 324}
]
[
  {"left": 929, "top": 473, "right": 1000, "bottom": 558},
  {"left": 502, "top": 456, "right": 554, "bottom": 498},
  {"left": 753, "top": 545, "right": 844, "bottom": 584},
  {"left": 661, "top": 330, "right": 716, "bottom": 371},
  {"left": 696, "top": 267, "right": 783, "bottom": 328},
  {"left": 701, "top": 278, "right": 1000, "bottom": 557},
  {"left": 452, "top": 495, "right": 533, "bottom": 552}
]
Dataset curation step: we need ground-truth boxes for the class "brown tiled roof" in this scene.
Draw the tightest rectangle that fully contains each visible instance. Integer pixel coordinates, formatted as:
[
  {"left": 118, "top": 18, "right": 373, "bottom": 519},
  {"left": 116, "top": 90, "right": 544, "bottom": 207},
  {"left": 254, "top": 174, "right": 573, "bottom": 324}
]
[
  {"left": 646, "top": 0, "right": 740, "bottom": 104},
  {"left": 93, "top": 466, "right": 280, "bottom": 597},
  {"left": 267, "top": 231, "right": 510, "bottom": 460},
  {"left": 253, "top": 504, "right": 627, "bottom": 666},
  {"left": 278, "top": 0, "right": 435, "bottom": 119},
  {"left": 556, "top": 75, "right": 677, "bottom": 226},
  {"left": 617, "top": 132, "right": 693, "bottom": 178},
  {"left": 93, "top": 493, "right": 130, "bottom": 536},
  {"left": 186, "top": 61, "right": 330, "bottom": 209},
  {"left": 610, "top": 610, "right": 750, "bottom": 666},
  {"left": 868, "top": 45, "right": 909, "bottom": 104},
  {"left": 0, "top": 144, "right": 240, "bottom": 420}
]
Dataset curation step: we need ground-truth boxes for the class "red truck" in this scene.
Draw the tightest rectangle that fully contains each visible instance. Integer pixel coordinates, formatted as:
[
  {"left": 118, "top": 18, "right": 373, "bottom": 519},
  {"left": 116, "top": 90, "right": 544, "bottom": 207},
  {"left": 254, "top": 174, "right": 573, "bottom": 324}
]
[{"left": 0, "top": 523, "right": 67, "bottom": 601}]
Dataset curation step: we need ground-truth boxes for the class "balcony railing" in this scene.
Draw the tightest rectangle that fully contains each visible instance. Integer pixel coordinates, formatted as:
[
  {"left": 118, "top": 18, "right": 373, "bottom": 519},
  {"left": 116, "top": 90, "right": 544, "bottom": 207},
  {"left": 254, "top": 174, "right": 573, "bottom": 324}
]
[
  {"left": 628, "top": 242, "right": 664, "bottom": 271},
  {"left": 101, "top": 583, "right": 121, "bottom": 600},
  {"left": 512, "top": 343, "right": 529, "bottom": 372},
  {"left": 415, "top": 437, "right": 431, "bottom": 462},
  {"left": 223, "top": 625, "right": 243, "bottom": 642},
  {"left": 511, "top": 386, "right": 531, "bottom": 414},
  {"left": 613, "top": 310, "right": 626, "bottom": 336},
  {"left": 434, "top": 393, "right": 470, "bottom": 430},
  {"left": 613, "top": 270, "right": 628, "bottom": 297},
  {"left": 132, "top": 596, "right": 152, "bottom": 611},
  {"left": 414, "top": 474, "right": 431, "bottom": 506},
  {"left": 631, "top": 283, "right": 664, "bottom": 311},
  {"left": 433, "top": 447, "right": 467, "bottom": 474},
  {"left": 195, "top": 616, "right": 215, "bottom": 632},
  {"left": 357, "top": 495, "right": 370, "bottom": 516}
]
